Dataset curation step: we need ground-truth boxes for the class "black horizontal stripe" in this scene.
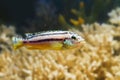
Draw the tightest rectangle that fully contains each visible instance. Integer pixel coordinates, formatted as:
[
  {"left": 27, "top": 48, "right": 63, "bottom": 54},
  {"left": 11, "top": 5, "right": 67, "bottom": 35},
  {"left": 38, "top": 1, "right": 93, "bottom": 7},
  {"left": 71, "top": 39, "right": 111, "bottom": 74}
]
[{"left": 23, "top": 38, "right": 65, "bottom": 43}]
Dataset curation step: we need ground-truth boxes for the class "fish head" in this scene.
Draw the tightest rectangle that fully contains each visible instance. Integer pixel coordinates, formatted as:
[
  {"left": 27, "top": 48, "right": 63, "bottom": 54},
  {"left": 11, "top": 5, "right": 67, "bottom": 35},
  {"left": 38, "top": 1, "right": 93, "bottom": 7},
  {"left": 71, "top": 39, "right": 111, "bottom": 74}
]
[
  {"left": 63, "top": 31, "right": 84, "bottom": 49},
  {"left": 69, "top": 31, "right": 84, "bottom": 43}
]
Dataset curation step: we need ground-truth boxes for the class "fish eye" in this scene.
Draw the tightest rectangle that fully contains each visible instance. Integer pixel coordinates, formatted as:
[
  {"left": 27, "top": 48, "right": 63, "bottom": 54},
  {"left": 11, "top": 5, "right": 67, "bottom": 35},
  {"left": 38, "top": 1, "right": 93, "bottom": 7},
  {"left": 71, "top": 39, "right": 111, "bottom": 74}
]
[{"left": 71, "top": 36, "right": 76, "bottom": 40}]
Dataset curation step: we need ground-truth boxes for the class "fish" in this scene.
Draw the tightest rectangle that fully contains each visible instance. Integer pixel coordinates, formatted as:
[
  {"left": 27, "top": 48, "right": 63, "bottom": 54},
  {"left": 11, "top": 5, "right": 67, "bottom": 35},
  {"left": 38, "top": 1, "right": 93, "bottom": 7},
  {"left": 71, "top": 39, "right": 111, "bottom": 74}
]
[{"left": 12, "top": 31, "right": 84, "bottom": 50}]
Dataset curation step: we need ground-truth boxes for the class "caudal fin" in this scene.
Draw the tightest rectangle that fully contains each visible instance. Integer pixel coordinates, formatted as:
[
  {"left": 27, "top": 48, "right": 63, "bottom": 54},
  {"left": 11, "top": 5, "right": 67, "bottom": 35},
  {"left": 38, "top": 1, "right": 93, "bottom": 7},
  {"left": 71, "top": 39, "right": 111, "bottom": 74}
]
[{"left": 12, "top": 37, "right": 23, "bottom": 50}]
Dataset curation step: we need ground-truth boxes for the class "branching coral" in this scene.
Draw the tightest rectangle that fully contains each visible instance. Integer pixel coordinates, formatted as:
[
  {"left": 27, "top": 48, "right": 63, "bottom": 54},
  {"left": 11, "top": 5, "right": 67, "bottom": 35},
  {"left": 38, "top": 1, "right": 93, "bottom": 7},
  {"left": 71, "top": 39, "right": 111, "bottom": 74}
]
[
  {"left": 0, "top": 21, "right": 120, "bottom": 80},
  {"left": 108, "top": 7, "right": 120, "bottom": 55},
  {"left": 108, "top": 7, "right": 120, "bottom": 25},
  {"left": 0, "top": 25, "right": 15, "bottom": 53}
]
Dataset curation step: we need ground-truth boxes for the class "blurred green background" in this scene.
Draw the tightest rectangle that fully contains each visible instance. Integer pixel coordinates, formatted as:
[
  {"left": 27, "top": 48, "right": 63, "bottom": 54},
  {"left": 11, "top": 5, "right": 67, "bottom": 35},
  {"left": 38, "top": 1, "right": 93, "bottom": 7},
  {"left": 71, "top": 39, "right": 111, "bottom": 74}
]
[{"left": 0, "top": 0, "right": 120, "bottom": 34}]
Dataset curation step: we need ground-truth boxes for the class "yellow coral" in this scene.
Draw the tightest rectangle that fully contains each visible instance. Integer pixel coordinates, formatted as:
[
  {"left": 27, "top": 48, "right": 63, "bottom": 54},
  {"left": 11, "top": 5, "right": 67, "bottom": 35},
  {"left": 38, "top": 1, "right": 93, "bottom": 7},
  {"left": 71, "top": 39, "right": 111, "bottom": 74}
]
[
  {"left": 71, "top": 9, "right": 78, "bottom": 15},
  {"left": 78, "top": 17, "right": 84, "bottom": 24},
  {"left": 70, "top": 17, "right": 84, "bottom": 26},
  {"left": 58, "top": 14, "right": 67, "bottom": 25},
  {"left": 70, "top": 19, "right": 79, "bottom": 26},
  {"left": 80, "top": 1, "right": 84, "bottom": 8}
]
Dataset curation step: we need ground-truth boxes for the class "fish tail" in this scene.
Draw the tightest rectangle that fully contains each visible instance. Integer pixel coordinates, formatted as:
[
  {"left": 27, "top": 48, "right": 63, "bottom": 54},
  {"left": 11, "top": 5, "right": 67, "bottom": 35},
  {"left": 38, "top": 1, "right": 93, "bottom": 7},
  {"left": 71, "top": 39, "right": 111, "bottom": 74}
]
[{"left": 12, "top": 37, "right": 23, "bottom": 50}]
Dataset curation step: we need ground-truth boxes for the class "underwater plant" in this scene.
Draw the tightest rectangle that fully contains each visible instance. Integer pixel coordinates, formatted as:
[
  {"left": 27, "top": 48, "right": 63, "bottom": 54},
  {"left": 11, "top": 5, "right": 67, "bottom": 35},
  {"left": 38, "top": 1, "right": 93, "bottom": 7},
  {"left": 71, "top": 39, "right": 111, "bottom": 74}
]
[{"left": 59, "top": 0, "right": 116, "bottom": 29}]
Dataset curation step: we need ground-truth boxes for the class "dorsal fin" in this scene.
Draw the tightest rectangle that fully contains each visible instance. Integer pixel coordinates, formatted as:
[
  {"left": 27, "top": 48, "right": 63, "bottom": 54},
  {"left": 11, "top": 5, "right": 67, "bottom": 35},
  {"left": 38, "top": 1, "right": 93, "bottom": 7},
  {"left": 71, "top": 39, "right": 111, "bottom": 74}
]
[
  {"left": 34, "top": 31, "right": 69, "bottom": 36},
  {"left": 25, "top": 33, "right": 34, "bottom": 38},
  {"left": 25, "top": 30, "right": 70, "bottom": 38}
]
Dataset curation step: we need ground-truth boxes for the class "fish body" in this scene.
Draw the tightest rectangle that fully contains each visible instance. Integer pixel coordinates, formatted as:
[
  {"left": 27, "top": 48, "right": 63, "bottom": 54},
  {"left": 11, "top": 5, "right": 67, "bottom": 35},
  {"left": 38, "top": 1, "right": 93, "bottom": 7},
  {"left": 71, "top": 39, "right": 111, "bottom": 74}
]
[{"left": 12, "top": 31, "right": 84, "bottom": 50}]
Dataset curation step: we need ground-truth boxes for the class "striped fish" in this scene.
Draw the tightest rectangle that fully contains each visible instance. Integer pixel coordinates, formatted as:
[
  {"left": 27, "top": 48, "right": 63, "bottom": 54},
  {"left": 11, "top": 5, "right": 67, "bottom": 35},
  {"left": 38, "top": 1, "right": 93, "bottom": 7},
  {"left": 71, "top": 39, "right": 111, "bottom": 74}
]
[{"left": 12, "top": 31, "right": 84, "bottom": 50}]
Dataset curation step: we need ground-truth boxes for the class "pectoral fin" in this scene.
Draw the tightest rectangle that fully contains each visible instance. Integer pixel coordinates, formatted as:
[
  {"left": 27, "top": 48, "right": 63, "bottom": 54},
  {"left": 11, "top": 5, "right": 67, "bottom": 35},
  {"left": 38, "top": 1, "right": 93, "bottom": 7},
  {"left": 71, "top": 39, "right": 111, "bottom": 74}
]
[{"left": 51, "top": 42, "right": 63, "bottom": 50}]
